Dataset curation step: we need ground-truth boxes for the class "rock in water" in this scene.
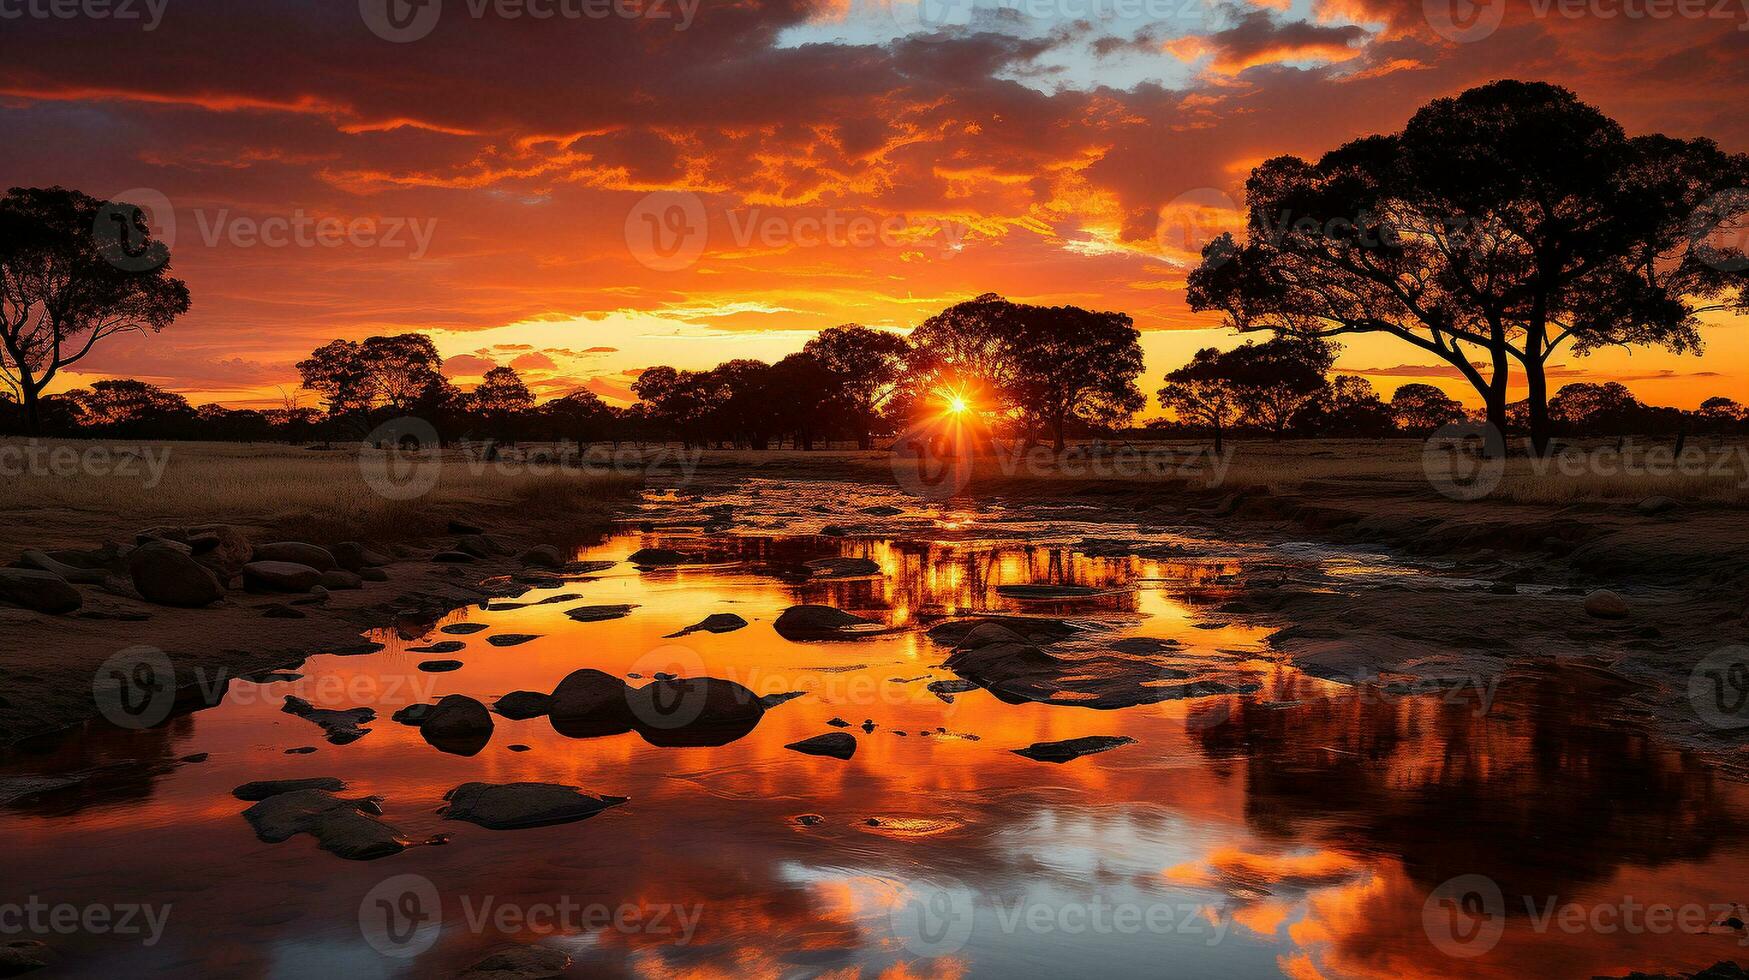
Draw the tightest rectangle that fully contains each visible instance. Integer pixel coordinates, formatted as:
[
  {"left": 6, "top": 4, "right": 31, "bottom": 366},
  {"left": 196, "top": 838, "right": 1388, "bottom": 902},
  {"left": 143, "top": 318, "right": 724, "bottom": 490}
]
[
  {"left": 487, "top": 633, "right": 542, "bottom": 647},
  {"left": 805, "top": 557, "right": 881, "bottom": 578},
  {"left": 784, "top": 733, "right": 857, "bottom": 760},
  {"left": 665, "top": 612, "right": 748, "bottom": 638},
  {"left": 1584, "top": 590, "right": 1631, "bottom": 619},
  {"left": 1011, "top": 735, "right": 1137, "bottom": 764},
  {"left": 251, "top": 542, "right": 338, "bottom": 571},
  {"left": 773, "top": 604, "right": 882, "bottom": 640},
  {"left": 627, "top": 547, "right": 696, "bottom": 567},
  {"left": 128, "top": 543, "right": 224, "bottom": 607},
  {"left": 421, "top": 694, "right": 493, "bottom": 743},
  {"left": 281, "top": 696, "right": 375, "bottom": 744},
  {"left": 518, "top": 545, "right": 566, "bottom": 569},
  {"left": 241, "top": 788, "right": 406, "bottom": 859},
  {"left": 440, "top": 782, "right": 626, "bottom": 829},
  {"left": 319, "top": 569, "right": 364, "bottom": 591},
  {"left": 564, "top": 604, "right": 638, "bottom": 623},
  {"left": 242, "top": 561, "right": 324, "bottom": 593},
  {"left": 232, "top": 777, "right": 346, "bottom": 801},
  {"left": 547, "top": 669, "right": 634, "bottom": 736},
  {"left": 0, "top": 568, "right": 82, "bottom": 614},
  {"left": 626, "top": 677, "right": 768, "bottom": 747},
  {"left": 494, "top": 691, "right": 552, "bottom": 720},
  {"left": 995, "top": 584, "right": 1107, "bottom": 600},
  {"left": 418, "top": 660, "right": 463, "bottom": 673}
]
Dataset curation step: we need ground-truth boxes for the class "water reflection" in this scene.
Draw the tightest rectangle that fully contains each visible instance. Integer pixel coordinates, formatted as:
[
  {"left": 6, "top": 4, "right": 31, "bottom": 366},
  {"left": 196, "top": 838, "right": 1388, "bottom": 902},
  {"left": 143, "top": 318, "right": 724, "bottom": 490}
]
[{"left": 0, "top": 524, "right": 1745, "bottom": 979}]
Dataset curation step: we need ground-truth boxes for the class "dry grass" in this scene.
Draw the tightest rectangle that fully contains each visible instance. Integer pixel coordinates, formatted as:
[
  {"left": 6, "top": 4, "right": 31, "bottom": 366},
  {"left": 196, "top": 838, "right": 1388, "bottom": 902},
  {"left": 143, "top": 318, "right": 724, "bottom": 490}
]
[{"left": 0, "top": 438, "right": 643, "bottom": 552}]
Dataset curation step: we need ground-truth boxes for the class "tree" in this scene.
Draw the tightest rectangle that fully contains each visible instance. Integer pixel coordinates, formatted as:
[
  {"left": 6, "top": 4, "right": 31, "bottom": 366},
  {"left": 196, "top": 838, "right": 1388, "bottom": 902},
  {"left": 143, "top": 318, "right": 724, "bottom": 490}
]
[
  {"left": 541, "top": 389, "right": 615, "bottom": 445},
  {"left": 1549, "top": 381, "right": 1643, "bottom": 436},
  {"left": 471, "top": 366, "right": 534, "bottom": 434},
  {"left": 359, "top": 333, "right": 442, "bottom": 411},
  {"left": 1004, "top": 305, "right": 1146, "bottom": 450},
  {"left": 64, "top": 379, "right": 193, "bottom": 436},
  {"left": 296, "top": 340, "right": 373, "bottom": 420},
  {"left": 1158, "top": 347, "right": 1245, "bottom": 453},
  {"left": 1223, "top": 336, "right": 1334, "bottom": 439},
  {"left": 768, "top": 352, "right": 838, "bottom": 450},
  {"left": 1390, "top": 383, "right": 1468, "bottom": 434},
  {"left": 0, "top": 187, "right": 191, "bottom": 431},
  {"left": 1697, "top": 396, "right": 1745, "bottom": 431},
  {"left": 1304, "top": 375, "right": 1396, "bottom": 437},
  {"left": 803, "top": 325, "right": 911, "bottom": 448},
  {"left": 1189, "top": 81, "right": 1749, "bottom": 457}
]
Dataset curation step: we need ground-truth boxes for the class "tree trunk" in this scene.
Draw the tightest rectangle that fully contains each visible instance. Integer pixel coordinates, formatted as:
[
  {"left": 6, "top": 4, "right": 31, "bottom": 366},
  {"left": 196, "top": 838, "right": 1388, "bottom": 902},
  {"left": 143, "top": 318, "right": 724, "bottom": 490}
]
[
  {"left": 1052, "top": 410, "right": 1066, "bottom": 453},
  {"left": 1525, "top": 359, "right": 1552, "bottom": 457},
  {"left": 1212, "top": 419, "right": 1224, "bottom": 455},
  {"left": 21, "top": 384, "right": 40, "bottom": 434}
]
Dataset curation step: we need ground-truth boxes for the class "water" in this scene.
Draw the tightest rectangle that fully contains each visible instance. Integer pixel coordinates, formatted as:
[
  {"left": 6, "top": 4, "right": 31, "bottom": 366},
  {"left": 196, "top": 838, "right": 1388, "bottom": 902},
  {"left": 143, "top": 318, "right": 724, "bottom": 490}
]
[{"left": 3, "top": 487, "right": 1747, "bottom": 978}]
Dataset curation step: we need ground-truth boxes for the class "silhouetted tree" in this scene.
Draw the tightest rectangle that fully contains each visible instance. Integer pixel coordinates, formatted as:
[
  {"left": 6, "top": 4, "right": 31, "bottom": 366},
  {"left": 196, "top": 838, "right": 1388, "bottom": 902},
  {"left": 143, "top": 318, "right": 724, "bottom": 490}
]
[
  {"left": 1005, "top": 304, "right": 1146, "bottom": 450},
  {"left": 1225, "top": 336, "right": 1334, "bottom": 439},
  {"left": 1549, "top": 381, "right": 1644, "bottom": 436},
  {"left": 803, "top": 325, "right": 911, "bottom": 448},
  {"left": 1390, "top": 383, "right": 1468, "bottom": 434},
  {"left": 1158, "top": 347, "right": 1246, "bottom": 453},
  {"left": 1190, "top": 81, "right": 1749, "bottom": 457},
  {"left": 0, "top": 187, "right": 191, "bottom": 431},
  {"left": 1302, "top": 375, "right": 1396, "bottom": 437},
  {"left": 471, "top": 366, "right": 534, "bottom": 440},
  {"left": 64, "top": 379, "right": 193, "bottom": 437}
]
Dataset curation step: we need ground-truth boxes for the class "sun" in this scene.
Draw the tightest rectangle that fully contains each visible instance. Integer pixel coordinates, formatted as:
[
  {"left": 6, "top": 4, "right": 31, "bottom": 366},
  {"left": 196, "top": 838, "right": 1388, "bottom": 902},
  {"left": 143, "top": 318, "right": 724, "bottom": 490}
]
[{"left": 948, "top": 395, "right": 968, "bottom": 415}]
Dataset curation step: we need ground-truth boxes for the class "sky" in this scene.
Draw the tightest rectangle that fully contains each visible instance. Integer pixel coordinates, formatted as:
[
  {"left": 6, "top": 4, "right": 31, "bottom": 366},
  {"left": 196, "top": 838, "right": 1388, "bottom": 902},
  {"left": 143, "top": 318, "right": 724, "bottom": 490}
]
[{"left": 1, "top": 0, "right": 1745, "bottom": 414}]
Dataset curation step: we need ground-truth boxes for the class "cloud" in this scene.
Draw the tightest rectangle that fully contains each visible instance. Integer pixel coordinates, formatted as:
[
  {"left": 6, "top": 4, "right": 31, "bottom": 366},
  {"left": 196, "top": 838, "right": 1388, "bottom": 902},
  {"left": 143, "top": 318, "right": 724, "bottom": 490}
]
[
  {"left": 510, "top": 351, "right": 558, "bottom": 371},
  {"left": 442, "top": 354, "right": 499, "bottom": 377}
]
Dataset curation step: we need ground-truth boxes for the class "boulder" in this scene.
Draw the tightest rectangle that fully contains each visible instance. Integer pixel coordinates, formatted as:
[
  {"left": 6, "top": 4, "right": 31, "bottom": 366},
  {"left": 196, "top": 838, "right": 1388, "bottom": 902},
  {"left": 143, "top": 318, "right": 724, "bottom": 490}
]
[
  {"left": 1011, "top": 735, "right": 1136, "bottom": 764},
  {"left": 242, "top": 561, "right": 324, "bottom": 593},
  {"left": 926, "top": 616, "right": 1082, "bottom": 648},
  {"left": 547, "top": 669, "right": 633, "bottom": 735},
  {"left": 784, "top": 733, "right": 857, "bottom": 760},
  {"left": 422, "top": 694, "right": 494, "bottom": 741},
  {"left": 0, "top": 568, "right": 81, "bottom": 615},
  {"left": 1584, "top": 590, "right": 1631, "bottom": 620},
  {"left": 432, "top": 551, "right": 475, "bottom": 563},
  {"left": 860, "top": 505, "right": 903, "bottom": 517},
  {"left": 241, "top": 789, "right": 406, "bottom": 860},
  {"left": 418, "top": 660, "right": 463, "bottom": 673},
  {"left": 665, "top": 612, "right": 749, "bottom": 638},
  {"left": 252, "top": 542, "right": 337, "bottom": 571},
  {"left": 458, "top": 945, "right": 573, "bottom": 980},
  {"left": 440, "top": 781, "right": 626, "bottom": 830},
  {"left": 448, "top": 519, "right": 485, "bottom": 535},
  {"left": 945, "top": 641, "right": 1258, "bottom": 710},
  {"left": 626, "top": 677, "right": 766, "bottom": 746},
  {"left": 319, "top": 569, "right": 364, "bottom": 591},
  {"left": 282, "top": 696, "right": 375, "bottom": 744},
  {"left": 563, "top": 603, "right": 638, "bottom": 623},
  {"left": 805, "top": 557, "right": 882, "bottom": 578},
  {"left": 188, "top": 524, "right": 252, "bottom": 580},
  {"left": 494, "top": 691, "right": 552, "bottom": 720},
  {"left": 773, "top": 604, "right": 882, "bottom": 640},
  {"left": 627, "top": 548, "right": 695, "bottom": 566},
  {"left": 455, "top": 533, "right": 507, "bottom": 558},
  {"left": 358, "top": 568, "right": 389, "bottom": 583},
  {"left": 518, "top": 545, "right": 566, "bottom": 569},
  {"left": 486, "top": 633, "right": 541, "bottom": 647}
]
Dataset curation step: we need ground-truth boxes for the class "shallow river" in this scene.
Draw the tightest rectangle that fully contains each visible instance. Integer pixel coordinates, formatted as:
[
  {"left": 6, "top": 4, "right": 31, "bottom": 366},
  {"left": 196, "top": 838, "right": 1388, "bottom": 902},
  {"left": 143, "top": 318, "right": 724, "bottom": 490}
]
[{"left": 4, "top": 485, "right": 1748, "bottom": 978}]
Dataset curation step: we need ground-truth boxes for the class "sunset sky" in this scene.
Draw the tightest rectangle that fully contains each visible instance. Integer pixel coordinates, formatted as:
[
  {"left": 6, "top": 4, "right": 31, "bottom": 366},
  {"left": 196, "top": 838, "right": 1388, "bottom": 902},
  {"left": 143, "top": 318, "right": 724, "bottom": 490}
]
[{"left": 2, "top": 0, "right": 1745, "bottom": 414}]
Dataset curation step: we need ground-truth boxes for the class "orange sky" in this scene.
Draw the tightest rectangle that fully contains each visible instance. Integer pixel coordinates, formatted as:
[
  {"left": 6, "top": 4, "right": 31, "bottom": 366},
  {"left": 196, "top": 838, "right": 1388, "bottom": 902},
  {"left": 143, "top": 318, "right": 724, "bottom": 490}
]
[{"left": 2, "top": 0, "right": 1744, "bottom": 414}]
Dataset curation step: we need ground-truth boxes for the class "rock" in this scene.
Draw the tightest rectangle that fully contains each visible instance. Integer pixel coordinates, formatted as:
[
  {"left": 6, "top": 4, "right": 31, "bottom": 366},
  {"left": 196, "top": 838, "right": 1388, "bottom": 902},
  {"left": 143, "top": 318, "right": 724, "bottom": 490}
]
[
  {"left": 548, "top": 669, "right": 633, "bottom": 735},
  {"left": 860, "top": 505, "right": 903, "bottom": 517},
  {"left": 418, "top": 660, "right": 463, "bottom": 673},
  {"left": 773, "top": 604, "right": 883, "bottom": 640},
  {"left": 457, "top": 944, "right": 573, "bottom": 980},
  {"left": 319, "top": 570, "right": 364, "bottom": 591},
  {"left": 330, "top": 541, "right": 369, "bottom": 571},
  {"left": 487, "top": 633, "right": 541, "bottom": 647},
  {"left": 627, "top": 547, "right": 695, "bottom": 567},
  {"left": 564, "top": 603, "right": 638, "bottom": 623},
  {"left": 826, "top": 717, "right": 850, "bottom": 727},
  {"left": 242, "top": 561, "right": 324, "bottom": 593},
  {"left": 489, "top": 593, "right": 582, "bottom": 611},
  {"left": 241, "top": 788, "right": 406, "bottom": 860},
  {"left": 926, "top": 679, "right": 980, "bottom": 702},
  {"left": 442, "top": 622, "right": 490, "bottom": 635},
  {"left": 1585, "top": 590, "right": 1631, "bottom": 620},
  {"left": 518, "top": 545, "right": 566, "bottom": 569},
  {"left": 805, "top": 556, "right": 882, "bottom": 578},
  {"left": 232, "top": 777, "right": 346, "bottom": 801},
  {"left": 795, "top": 813, "right": 825, "bottom": 826},
  {"left": 440, "top": 782, "right": 626, "bottom": 830},
  {"left": 408, "top": 640, "right": 465, "bottom": 653},
  {"left": 1012, "top": 735, "right": 1137, "bottom": 764},
  {"left": 665, "top": 612, "right": 748, "bottom": 638},
  {"left": 188, "top": 524, "right": 252, "bottom": 580},
  {"left": 282, "top": 696, "right": 375, "bottom": 744},
  {"left": 822, "top": 525, "right": 848, "bottom": 536},
  {"left": 261, "top": 603, "right": 305, "bottom": 619},
  {"left": 1108, "top": 637, "right": 1181, "bottom": 655},
  {"left": 20, "top": 548, "right": 109, "bottom": 584},
  {"left": 423, "top": 696, "right": 500, "bottom": 742},
  {"left": 0, "top": 568, "right": 81, "bottom": 614},
  {"left": 786, "top": 733, "right": 856, "bottom": 759},
  {"left": 0, "top": 940, "right": 51, "bottom": 976},
  {"left": 448, "top": 519, "right": 484, "bottom": 535},
  {"left": 390, "top": 703, "right": 432, "bottom": 725},
  {"left": 1635, "top": 496, "right": 1680, "bottom": 516},
  {"left": 126, "top": 543, "right": 225, "bottom": 607},
  {"left": 626, "top": 677, "right": 768, "bottom": 746},
  {"left": 358, "top": 567, "right": 390, "bottom": 582},
  {"left": 432, "top": 551, "right": 476, "bottom": 563},
  {"left": 251, "top": 542, "right": 337, "bottom": 571},
  {"left": 494, "top": 691, "right": 552, "bottom": 719},
  {"left": 927, "top": 616, "right": 1082, "bottom": 648}
]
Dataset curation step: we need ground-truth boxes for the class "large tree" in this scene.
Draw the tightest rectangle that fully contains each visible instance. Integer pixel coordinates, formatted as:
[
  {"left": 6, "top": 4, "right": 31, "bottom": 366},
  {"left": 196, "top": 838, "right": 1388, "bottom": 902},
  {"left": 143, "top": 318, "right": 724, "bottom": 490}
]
[
  {"left": 802, "top": 324, "right": 911, "bottom": 448},
  {"left": 0, "top": 187, "right": 190, "bottom": 431},
  {"left": 1157, "top": 347, "right": 1245, "bottom": 453},
  {"left": 1389, "top": 383, "right": 1468, "bottom": 434},
  {"left": 1188, "top": 81, "right": 1749, "bottom": 456},
  {"left": 1222, "top": 336, "right": 1334, "bottom": 439}
]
